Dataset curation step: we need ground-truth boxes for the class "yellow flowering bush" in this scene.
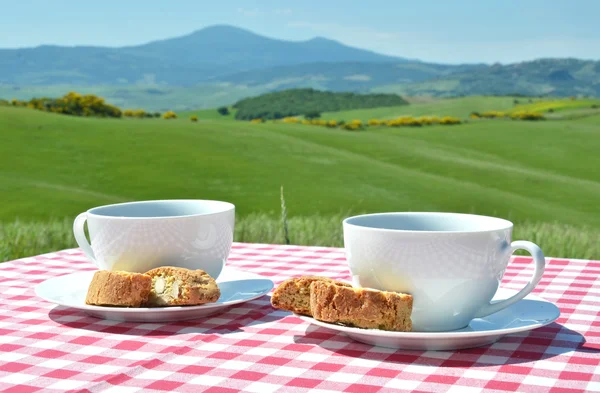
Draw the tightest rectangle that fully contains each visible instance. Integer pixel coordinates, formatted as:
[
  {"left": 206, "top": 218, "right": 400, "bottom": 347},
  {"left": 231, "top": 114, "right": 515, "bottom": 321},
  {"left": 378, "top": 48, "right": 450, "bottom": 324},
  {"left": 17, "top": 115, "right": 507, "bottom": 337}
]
[
  {"left": 440, "top": 116, "right": 462, "bottom": 125},
  {"left": 311, "top": 119, "right": 327, "bottom": 126},
  {"left": 11, "top": 99, "right": 27, "bottom": 107},
  {"left": 190, "top": 115, "right": 198, "bottom": 122},
  {"left": 162, "top": 111, "right": 177, "bottom": 119},
  {"left": 342, "top": 123, "right": 361, "bottom": 131},
  {"left": 417, "top": 117, "right": 432, "bottom": 125},
  {"left": 472, "top": 109, "right": 544, "bottom": 121},
  {"left": 124, "top": 109, "right": 149, "bottom": 118},
  {"left": 387, "top": 117, "right": 422, "bottom": 127},
  {"left": 511, "top": 111, "right": 545, "bottom": 121},
  {"left": 133, "top": 109, "right": 147, "bottom": 118},
  {"left": 13, "top": 92, "right": 122, "bottom": 118},
  {"left": 282, "top": 117, "right": 300, "bottom": 124},
  {"left": 283, "top": 114, "right": 466, "bottom": 130},
  {"left": 480, "top": 111, "right": 506, "bottom": 119},
  {"left": 250, "top": 118, "right": 264, "bottom": 124}
]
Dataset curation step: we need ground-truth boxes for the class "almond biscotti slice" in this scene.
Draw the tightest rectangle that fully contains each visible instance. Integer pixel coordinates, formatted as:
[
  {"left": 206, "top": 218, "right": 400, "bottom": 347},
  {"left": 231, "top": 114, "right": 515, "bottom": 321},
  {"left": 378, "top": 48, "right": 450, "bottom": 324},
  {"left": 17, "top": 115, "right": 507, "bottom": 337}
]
[
  {"left": 144, "top": 266, "right": 220, "bottom": 307},
  {"left": 310, "top": 280, "right": 413, "bottom": 332},
  {"left": 271, "top": 276, "right": 351, "bottom": 316},
  {"left": 85, "top": 270, "right": 152, "bottom": 307}
]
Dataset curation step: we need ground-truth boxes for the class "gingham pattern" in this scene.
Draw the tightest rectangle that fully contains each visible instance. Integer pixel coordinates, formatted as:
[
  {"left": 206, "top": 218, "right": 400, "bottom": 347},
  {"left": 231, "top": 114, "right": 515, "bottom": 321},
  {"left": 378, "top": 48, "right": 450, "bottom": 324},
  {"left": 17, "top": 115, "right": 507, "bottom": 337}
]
[{"left": 0, "top": 243, "right": 598, "bottom": 393}]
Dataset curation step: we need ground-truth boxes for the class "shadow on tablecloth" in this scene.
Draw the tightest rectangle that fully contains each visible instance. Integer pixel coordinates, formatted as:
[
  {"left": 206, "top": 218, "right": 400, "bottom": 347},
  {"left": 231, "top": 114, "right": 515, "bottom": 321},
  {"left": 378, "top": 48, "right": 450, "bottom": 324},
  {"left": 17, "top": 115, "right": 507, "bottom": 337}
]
[
  {"left": 47, "top": 300, "right": 282, "bottom": 337},
  {"left": 292, "top": 322, "right": 598, "bottom": 366}
]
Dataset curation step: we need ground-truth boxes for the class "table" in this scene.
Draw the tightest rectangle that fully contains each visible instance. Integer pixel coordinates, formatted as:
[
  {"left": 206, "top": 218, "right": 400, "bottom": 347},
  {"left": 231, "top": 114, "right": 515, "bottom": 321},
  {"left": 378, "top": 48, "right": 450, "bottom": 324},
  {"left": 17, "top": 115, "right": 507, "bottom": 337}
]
[{"left": 0, "top": 243, "right": 598, "bottom": 393}]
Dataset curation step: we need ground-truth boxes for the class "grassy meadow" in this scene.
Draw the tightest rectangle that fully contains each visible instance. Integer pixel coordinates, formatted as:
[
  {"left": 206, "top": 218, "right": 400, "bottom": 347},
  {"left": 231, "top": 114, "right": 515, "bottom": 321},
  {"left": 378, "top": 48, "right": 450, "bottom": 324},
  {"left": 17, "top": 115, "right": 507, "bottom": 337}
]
[
  {"left": 1, "top": 96, "right": 599, "bottom": 261},
  {"left": 322, "top": 96, "right": 600, "bottom": 121},
  {"left": 321, "top": 96, "right": 524, "bottom": 121}
]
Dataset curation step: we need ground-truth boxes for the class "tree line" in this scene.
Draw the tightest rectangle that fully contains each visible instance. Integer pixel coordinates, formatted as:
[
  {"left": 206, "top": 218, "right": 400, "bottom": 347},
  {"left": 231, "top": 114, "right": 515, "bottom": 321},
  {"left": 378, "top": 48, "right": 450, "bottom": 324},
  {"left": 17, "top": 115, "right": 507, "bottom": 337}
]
[{"left": 233, "top": 88, "right": 409, "bottom": 121}]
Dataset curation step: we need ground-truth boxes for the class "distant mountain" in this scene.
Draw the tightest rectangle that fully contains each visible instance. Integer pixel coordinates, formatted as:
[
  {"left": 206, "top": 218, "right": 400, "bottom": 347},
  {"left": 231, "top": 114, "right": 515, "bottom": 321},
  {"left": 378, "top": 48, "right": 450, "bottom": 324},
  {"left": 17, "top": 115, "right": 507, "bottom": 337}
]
[
  {"left": 0, "top": 25, "right": 409, "bottom": 86},
  {"left": 127, "top": 25, "right": 405, "bottom": 66}
]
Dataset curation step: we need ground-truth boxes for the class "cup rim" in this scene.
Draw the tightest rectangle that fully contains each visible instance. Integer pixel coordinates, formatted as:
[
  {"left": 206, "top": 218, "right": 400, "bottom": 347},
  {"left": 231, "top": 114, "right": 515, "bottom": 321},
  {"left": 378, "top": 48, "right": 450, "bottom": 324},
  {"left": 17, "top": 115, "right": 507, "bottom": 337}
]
[
  {"left": 87, "top": 199, "right": 235, "bottom": 220},
  {"left": 343, "top": 212, "right": 513, "bottom": 234}
]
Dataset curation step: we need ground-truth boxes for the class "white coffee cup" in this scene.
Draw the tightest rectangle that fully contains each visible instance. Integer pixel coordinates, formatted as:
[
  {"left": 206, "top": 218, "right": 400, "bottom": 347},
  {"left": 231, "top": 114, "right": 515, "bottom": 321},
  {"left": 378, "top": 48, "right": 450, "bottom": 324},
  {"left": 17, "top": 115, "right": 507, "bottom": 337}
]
[
  {"left": 73, "top": 199, "right": 235, "bottom": 278},
  {"left": 343, "top": 212, "right": 545, "bottom": 332}
]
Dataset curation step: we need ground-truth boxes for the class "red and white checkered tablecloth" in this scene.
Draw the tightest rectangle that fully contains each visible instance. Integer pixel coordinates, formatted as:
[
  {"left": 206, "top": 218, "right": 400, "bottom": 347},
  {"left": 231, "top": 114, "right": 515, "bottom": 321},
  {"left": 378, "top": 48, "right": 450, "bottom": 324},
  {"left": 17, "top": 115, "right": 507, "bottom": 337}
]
[{"left": 0, "top": 243, "right": 599, "bottom": 393}]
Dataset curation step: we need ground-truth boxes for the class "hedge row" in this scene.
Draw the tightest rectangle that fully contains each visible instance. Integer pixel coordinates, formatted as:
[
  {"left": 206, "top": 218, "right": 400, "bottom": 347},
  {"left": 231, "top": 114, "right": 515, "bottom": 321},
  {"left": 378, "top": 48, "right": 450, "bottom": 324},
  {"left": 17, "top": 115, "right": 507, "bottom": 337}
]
[
  {"left": 470, "top": 111, "right": 545, "bottom": 121},
  {"left": 250, "top": 116, "right": 462, "bottom": 130}
]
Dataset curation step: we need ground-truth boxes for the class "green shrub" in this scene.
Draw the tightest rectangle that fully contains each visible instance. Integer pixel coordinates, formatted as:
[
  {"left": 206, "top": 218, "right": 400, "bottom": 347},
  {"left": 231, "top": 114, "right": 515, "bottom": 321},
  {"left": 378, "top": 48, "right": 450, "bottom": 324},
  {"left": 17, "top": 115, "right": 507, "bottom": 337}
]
[
  {"left": 511, "top": 111, "right": 545, "bottom": 121},
  {"left": 480, "top": 111, "right": 506, "bottom": 119},
  {"left": 217, "top": 106, "right": 230, "bottom": 116},
  {"left": 304, "top": 110, "right": 321, "bottom": 120}
]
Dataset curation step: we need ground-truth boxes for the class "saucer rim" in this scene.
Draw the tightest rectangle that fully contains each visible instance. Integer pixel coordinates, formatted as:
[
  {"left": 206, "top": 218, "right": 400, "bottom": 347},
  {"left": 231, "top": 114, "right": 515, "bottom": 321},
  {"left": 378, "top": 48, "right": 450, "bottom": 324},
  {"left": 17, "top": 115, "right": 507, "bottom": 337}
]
[
  {"left": 35, "top": 268, "right": 274, "bottom": 313},
  {"left": 296, "top": 289, "right": 560, "bottom": 339}
]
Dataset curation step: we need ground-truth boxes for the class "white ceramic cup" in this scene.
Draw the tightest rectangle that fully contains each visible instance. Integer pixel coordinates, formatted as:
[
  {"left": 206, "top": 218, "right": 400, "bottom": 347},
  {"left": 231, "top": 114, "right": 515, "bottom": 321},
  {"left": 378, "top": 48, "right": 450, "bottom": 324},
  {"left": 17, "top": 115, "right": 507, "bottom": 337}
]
[
  {"left": 343, "top": 212, "right": 546, "bottom": 332},
  {"left": 73, "top": 200, "right": 235, "bottom": 278}
]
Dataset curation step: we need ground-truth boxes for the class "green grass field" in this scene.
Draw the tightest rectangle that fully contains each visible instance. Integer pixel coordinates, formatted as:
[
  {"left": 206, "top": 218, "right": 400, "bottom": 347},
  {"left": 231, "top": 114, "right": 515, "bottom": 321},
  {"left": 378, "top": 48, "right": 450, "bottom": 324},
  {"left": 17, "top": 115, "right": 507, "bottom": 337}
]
[
  {"left": 178, "top": 107, "right": 237, "bottom": 120},
  {"left": 321, "top": 96, "right": 522, "bottom": 121},
  {"left": 3, "top": 216, "right": 598, "bottom": 262},
  {"left": 511, "top": 98, "right": 600, "bottom": 113},
  {"left": 1, "top": 97, "right": 599, "bottom": 260},
  {"left": 321, "top": 96, "right": 600, "bottom": 122}
]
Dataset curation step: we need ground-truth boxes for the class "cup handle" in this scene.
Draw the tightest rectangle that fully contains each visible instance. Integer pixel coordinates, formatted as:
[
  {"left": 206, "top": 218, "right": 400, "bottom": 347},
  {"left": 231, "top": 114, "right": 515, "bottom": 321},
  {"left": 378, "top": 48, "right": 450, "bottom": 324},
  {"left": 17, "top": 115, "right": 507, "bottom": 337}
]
[
  {"left": 73, "top": 213, "right": 97, "bottom": 265},
  {"left": 474, "top": 240, "right": 545, "bottom": 318}
]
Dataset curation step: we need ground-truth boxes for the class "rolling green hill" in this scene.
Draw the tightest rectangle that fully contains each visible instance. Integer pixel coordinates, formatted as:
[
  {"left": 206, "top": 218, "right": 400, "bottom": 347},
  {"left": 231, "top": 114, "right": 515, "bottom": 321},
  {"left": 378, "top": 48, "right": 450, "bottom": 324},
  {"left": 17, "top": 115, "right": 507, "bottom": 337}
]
[
  {"left": 1, "top": 104, "right": 599, "bottom": 228},
  {"left": 509, "top": 98, "right": 600, "bottom": 113},
  {"left": 321, "top": 96, "right": 600, "bottom": 121},
  {"left": 374, "top": 59, "right": 600, "bottom": 98},
  {"left": 320, "top": 96, "right": 521, "bottom": 121},
  {"left": 216, "top": 61, "right": 484, "bottom": 92}
]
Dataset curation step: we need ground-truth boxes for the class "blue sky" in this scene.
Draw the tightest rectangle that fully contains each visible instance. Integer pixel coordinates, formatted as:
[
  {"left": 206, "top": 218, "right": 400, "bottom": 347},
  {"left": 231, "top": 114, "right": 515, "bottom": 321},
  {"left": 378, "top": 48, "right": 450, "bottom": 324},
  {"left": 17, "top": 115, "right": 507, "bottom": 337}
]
[{"left": 1, "top": 0, "right": 598, "bottom": 64}]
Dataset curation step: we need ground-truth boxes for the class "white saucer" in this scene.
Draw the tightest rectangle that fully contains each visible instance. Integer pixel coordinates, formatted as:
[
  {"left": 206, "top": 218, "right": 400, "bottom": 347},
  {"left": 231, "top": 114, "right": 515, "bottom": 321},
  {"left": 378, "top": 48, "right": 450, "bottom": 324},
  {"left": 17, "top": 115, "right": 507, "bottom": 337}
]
[
  {"left": 298, "top": 288, "right": 560, "bottom": 351},
  {"left": 36, "top": 267, "right": 274, "bottom": 323}
]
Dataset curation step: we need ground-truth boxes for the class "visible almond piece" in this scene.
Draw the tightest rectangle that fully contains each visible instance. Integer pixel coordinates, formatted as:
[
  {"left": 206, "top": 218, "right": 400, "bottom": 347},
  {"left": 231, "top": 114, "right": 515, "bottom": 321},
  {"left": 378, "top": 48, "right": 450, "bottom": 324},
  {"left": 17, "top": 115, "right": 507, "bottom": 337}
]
[
  {"left": 171, "top": 282, "right": 180, "bottom": 298},
  {"left": 144, "top": 267, "right": 220, "bottom": 307},
  {"left": 154, "top": 277, "right": 165, "bottom": 294}
]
